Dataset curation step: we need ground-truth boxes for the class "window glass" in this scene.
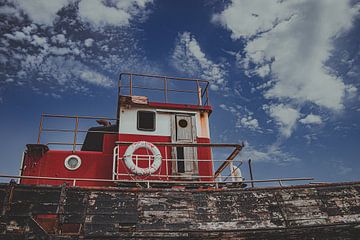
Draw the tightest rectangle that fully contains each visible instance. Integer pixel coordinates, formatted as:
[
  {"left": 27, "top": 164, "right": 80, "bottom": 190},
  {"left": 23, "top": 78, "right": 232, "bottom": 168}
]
[
  {"left": 176, "top": 147, "right": 185, "bottom": 173},
  {"left": 137, "top": 111, "right": 155, "bottom": 131}
]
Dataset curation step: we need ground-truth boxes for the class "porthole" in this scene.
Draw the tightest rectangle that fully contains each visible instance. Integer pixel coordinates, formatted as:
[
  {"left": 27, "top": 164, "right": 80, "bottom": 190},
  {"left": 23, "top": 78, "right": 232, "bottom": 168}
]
[
  {"left": 64, "top": 155, "right": 82, "bottom": 171},
  {"left": 178, "top": 119, "right": 188, "bottom": 128}
]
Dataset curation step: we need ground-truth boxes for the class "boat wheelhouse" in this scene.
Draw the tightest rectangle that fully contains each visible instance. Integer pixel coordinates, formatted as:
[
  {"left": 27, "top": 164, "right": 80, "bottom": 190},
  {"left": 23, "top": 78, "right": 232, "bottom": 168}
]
[{"left": 19, "top": 73, "right": 251, "bottom": 188}]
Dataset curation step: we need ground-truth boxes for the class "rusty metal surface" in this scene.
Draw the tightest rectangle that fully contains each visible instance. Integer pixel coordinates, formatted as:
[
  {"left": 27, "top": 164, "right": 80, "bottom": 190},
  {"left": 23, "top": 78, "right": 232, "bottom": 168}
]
[{"left": 1, "top": 182, "right": 360, "bottom": 239}]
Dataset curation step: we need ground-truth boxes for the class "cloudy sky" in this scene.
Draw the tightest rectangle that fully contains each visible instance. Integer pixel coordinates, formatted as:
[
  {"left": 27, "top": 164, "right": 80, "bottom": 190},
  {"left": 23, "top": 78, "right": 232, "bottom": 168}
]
[{"left": 0, "top": 0, "right": 359, "bottom": 183}]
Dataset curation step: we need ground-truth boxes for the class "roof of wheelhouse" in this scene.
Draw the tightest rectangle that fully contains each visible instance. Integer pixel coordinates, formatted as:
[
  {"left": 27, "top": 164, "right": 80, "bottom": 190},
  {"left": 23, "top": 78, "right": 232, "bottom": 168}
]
[
  {"left": 117, "top": 73, "right": 212, "bottom": 114},
  {"left": 118, "top": 95, "right": 212, "bottom": 114}
]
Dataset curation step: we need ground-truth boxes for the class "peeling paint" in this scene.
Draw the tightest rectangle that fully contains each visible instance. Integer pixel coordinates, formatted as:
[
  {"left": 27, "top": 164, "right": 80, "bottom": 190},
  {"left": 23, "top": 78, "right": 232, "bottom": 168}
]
[{"left": 1, "top": 182, "right": 360, "bottom": 239}]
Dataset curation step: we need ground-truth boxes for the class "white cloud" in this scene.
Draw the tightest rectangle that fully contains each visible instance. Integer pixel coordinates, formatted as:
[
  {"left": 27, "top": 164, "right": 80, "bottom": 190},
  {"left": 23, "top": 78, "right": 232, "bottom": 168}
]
[
  {"left": 1, "top": 0, "right": 154, "bottom": 98},
  {"left": 241, "top": 141, "right": 299, "bottom": 165},
  {"left": 8, "top": 0, "right": 152, "bottom": 28},
  {"left": 31, "top": 35, "right": 48, "bottom": 47},
  {"left": 13, "top": 0, "right": 69, "bottom": 25},
  {"left": 78, "top": 70, "right": 113, "bottom": 87},
  {"left": 266, "top": 104, "right": 300, "bottom": 138},
  {"left": 213, "top": 0, "right": 359, "bottom": 110},
  {"left": 78, "top": 0, "right": 152, "bottom": 28},
  {"left": 0, "top": 5, "right": 23, "bottom": 20},
  {"left": 49, "top": 47, "right": 72, "bottom": 56},
  {"left": 36, "top": 56, "right": 114, "bottom": 88},
  {"left": 172, "top": 32, "right": 227, "bottom": 90},
  {"left": 255, "top": 64, "right": 270, "bottom": 78},
  {"left": 4, "top": 31, "right": 30, "bottom": 41},
  {"left": 51, "top": 93, "right": 61, "bottom": 99},
  {"left": 51, "top": 34, "right": 66, "bottom": 44},
  {"left": 238, "top": 116, "right": 259, "bottom": 130},
  {"left": 345, "top": 84, "right": 357, "bottom": 99},
  {"left": 219, "top": 104, "right": 227, "bottom": 110},
  {"left": 213, "top": 0, "right": 293, "bottom": 39},
  {"left": 219, "top": 103, "right": 261, "bottom": 131},
  {"left": 299, "top": 114, "right": 322, "bottom": 125},
  {"left": 84, "top": 38, "right": 94, "bottom": 47}
]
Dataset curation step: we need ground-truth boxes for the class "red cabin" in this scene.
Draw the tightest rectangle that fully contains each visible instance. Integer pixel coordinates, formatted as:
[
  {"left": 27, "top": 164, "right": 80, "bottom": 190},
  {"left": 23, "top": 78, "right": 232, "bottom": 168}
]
[{"left": 20, "top": 73, "right": 244, "bottom": 188}]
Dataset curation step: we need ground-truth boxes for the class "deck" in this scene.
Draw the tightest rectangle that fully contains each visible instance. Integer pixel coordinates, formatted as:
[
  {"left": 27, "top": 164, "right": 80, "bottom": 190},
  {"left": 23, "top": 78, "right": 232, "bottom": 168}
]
[{"left": 1, "top": 181, "right": 360, "bottom": 239}]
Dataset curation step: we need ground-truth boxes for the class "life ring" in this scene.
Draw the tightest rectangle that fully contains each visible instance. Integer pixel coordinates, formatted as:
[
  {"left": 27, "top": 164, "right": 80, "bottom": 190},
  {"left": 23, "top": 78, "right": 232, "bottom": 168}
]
[{"left": 123, "top": 141, "right": 162, "bottom": 175}]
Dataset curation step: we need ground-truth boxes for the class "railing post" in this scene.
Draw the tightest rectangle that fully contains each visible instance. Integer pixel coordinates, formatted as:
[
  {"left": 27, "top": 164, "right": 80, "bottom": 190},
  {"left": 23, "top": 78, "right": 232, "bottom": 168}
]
[
  {"left": 118, "top": 74, "right": 122, "bottom": 96},
  {"left": 129, "top": 74, "right": 133, "bottom": 96},
  {"left": 278, "top": 180, "right": 283, "bottom": 187},
  {"left": 165, "top": 146, "right": 169, "bottom": 180},
  {"left": 206, "top": 85, "right": 209, "bottom": 106},
  {"left": 229, "top": 162, "right": 234, "bottom": 182},
  {"left": 37, "top": 114, "right": 44, "bottom": 144},
  {"left": 73, "top": 116, "right": 79, "bottom": 153},
  {"left": 112, "top": 146, "right": 119, "bottom": 180},
  {"left": 196, "top": 81, "right": 202, "bottom": 105},
  {"left": 164, "top": 77, "right": 167, "bottom": 103},
  {"left": 248, "top": 159, "right": 254, "bottom": 188}
]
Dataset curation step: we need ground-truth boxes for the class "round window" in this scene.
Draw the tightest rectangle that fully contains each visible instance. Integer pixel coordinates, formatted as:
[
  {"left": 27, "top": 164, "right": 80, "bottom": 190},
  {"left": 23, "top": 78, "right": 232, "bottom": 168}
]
[
  {"left": 64, "top": 155, "right": 82, "bottom": 170},
  {"left": 178, "top": 119, "right": 188, "bottom": 128}
]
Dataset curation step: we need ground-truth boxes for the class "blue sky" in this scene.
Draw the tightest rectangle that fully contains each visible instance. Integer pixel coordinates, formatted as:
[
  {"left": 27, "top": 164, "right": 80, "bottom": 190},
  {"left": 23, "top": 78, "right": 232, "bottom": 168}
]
[{"left": 0, "top": 0, "right": 359, "bottom": 183}]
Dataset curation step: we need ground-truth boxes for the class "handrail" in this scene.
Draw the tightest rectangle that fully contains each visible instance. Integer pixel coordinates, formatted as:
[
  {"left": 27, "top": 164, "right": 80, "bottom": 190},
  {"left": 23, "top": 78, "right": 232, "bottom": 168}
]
[
  {"left": 118, "top": 72, "right": 210, "bottom": 106},
  {"left": 115, "top": 141, "right": 244, "bottom": 179},
  {"left": 119, "top": 72, "right": 210, "bottom": 83},
  {"left": 41, "top": 113, "right": 117, "bottom": 120},
  {"left": 116, "top": 141, "right": 243, "bottom": 148},
  {"left": 0, "top": 174, "right": 315, "bottom": 188},
  {"left": 37, "top": 113, "right": 117, "bottom": 151}
]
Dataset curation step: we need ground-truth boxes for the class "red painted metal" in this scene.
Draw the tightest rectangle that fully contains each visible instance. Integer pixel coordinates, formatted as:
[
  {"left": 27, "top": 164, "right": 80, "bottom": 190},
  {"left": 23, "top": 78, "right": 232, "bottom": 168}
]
[
  {"left": 116, "top": 134, "right": 213, "bottom": 181},
  {"left": 20, "top": 132, "right": 213, "bottom": 186},
  {"left": 196, "top": 137, "right": 213, "bottom": 181},
  {"left": 21, "top": 150, "right": 114, "bottom": 186},
  {"left": 21, "top": 133, "right": 118, "bottom": 187},
  {"left": 21, "top": 151, "right": 113, "bottom": 186}
]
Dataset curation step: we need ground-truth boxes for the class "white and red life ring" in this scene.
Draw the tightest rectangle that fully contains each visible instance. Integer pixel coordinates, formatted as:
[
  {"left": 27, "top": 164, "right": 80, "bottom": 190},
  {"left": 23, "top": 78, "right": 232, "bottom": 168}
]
[{"left": 123, "top": 141, "right": 162, "bottom": 175}]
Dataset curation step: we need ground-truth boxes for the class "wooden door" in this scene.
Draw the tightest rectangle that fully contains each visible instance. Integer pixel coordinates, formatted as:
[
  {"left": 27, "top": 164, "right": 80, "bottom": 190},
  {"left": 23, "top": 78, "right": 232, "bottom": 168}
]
[{"left": 171, "top": 114, "right": 198, "bottom": 176}]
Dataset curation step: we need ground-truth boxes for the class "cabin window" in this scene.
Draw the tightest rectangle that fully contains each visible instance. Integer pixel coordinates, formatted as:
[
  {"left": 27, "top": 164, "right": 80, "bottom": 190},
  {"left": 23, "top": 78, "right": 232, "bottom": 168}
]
[{"left": 137, "top": 111, "right": 155, "bottom": 131}]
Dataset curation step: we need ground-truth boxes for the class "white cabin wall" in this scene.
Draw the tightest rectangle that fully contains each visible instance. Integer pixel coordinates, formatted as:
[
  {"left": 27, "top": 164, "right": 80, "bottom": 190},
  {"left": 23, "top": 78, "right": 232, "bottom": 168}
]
[
  {"left": 119, "top": 107, "right": 171, "bottom": 136},
  {"left": 119, "top": 106, "right": 210, "bottom": 139},
  {"left": 197, "top": 112, "right": 210, "bottom": 139}
]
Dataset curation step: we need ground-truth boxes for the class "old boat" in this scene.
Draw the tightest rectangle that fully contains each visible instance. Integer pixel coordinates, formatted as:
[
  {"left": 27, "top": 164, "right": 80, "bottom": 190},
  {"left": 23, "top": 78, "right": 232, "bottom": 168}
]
[{"left": 0, "top": 73, "right": 359, "bottom": 239}]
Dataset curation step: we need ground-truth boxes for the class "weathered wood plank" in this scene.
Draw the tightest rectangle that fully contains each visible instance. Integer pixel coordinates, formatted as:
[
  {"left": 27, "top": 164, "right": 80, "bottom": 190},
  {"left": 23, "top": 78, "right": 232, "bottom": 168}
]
[
  {"left": 0, "top": 182, "right": 360, "bottom": 239},
  {"left": 8, "top": 202, "right": 59, "bottom": 216}
]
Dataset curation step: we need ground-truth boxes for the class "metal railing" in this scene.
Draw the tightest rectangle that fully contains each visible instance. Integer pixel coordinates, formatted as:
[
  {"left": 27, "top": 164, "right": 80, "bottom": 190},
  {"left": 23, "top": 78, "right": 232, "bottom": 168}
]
[
  {"left": 119, "top": 72, "right": 210, "bottom": 106},
  {"left": 37, "top": 113, "right": 117, "bottom": 151},
  {"left": 113, "top": 157, "right": 245, "bottom": 180},
  {"left": 0, "top": 174, "right": 315, "bottom": 188},
  {"left": 114, "top": 141, "right": 244, "bottom": 183}
]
